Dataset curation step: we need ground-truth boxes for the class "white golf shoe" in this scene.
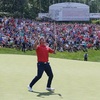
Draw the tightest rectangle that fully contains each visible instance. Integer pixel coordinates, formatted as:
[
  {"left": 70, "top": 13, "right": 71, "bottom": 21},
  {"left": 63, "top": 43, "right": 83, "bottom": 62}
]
[
  {"left": 28, "top": 85, "right": 33, "bottom": 92},
  {"left": 46, "top": 87, "right": 55, "bottom": 92}
]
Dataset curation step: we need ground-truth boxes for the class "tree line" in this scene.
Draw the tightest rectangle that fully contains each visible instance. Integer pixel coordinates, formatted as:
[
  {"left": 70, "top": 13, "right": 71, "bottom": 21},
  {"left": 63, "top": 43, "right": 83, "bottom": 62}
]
[{"left": 0, "top": 0, "right": 100, "bottom": 19}]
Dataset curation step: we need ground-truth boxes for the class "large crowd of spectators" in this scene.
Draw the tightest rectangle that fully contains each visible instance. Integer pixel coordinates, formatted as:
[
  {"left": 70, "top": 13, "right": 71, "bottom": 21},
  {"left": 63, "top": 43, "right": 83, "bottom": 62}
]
[{"left": 0, "top": 17, "right": 100, "bottom": 52}]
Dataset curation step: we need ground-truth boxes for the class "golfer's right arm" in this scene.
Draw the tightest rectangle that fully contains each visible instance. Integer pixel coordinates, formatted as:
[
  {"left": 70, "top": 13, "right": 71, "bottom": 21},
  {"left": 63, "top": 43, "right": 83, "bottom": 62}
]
[{"left": 33, "top": 39, "right": 39, "bottom": 49}]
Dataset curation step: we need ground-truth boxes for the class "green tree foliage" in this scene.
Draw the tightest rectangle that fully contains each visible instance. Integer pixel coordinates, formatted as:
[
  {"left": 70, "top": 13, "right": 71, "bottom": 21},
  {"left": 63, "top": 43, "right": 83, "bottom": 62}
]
[{"left": 0, "top": 0, "right": 99, "bottom": 19}]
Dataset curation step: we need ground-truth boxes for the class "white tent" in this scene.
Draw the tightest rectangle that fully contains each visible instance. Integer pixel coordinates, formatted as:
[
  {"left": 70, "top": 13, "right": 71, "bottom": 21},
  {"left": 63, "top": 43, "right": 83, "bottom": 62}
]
[{"left": 49, "top": 2, "right": 90, "bottom": 21}]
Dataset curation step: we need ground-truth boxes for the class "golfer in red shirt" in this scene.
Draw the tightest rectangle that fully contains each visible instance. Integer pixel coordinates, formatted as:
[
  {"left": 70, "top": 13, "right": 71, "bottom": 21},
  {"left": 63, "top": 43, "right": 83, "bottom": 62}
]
[{"left": 28, "top": 36, "right": 57, "bottom": 92}]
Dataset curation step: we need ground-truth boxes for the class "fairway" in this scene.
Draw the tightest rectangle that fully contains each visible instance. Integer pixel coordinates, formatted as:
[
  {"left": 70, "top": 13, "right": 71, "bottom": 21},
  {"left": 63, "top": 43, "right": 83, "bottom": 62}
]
[{"left": 0, "top": 54, "right": 100, "bottom": 100}]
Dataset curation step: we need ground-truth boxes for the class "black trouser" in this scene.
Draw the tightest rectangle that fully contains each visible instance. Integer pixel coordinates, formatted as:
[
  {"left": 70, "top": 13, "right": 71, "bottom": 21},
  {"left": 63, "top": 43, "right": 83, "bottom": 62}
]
[
  {"left": 30, "top": 62, "right": 53, "bottom": 88},
  {"left": 22, "top": 46, "right": 25, "bottom": 52}
]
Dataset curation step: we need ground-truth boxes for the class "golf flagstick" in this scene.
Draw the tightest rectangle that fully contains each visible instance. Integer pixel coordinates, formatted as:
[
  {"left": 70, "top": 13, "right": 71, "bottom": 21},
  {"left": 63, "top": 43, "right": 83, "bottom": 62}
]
[{"left": 53, "top": 21, "right": 57, "bottom": 51}]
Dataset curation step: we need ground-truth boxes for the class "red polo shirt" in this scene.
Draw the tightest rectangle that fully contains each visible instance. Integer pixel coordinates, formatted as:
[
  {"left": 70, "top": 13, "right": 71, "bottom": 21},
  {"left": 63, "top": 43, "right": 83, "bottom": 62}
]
[{"left": 36, "top": 44, "right": 54, "bottom": 62}]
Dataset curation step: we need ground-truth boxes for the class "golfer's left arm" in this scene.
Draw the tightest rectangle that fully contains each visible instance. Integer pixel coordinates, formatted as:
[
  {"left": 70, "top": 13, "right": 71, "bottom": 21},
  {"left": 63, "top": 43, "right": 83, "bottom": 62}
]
[
  {"left": 48, "top": 42, "right": 57, "bottom": 54},
  {"left": 53, "top": 42, "right": 57, "bottom": 54}
]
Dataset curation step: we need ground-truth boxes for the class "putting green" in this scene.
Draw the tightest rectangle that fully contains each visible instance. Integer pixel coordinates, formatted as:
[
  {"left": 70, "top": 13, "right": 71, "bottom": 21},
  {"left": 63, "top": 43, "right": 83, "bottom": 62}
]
[{"left": 0, "top": 54, "right": 100, "bottom": 100}]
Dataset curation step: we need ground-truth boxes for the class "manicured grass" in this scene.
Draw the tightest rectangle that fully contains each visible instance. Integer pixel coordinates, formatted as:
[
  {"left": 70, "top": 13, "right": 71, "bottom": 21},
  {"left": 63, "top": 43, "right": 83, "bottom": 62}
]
[
  {"left": 0, "top": 54, "right": 100, "bottom": 100},
  {"left": 0, "top": 47, "right": 100, "bottom": 62},
  {"left": 0, "top": 47, "right": 36, "bottom": 55}
]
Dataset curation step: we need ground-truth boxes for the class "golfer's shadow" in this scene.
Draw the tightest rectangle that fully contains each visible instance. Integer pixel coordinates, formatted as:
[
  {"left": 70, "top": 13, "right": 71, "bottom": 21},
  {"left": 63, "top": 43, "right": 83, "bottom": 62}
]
[{"left": 33, "top": 91, "right": 62, "bottom": 98}]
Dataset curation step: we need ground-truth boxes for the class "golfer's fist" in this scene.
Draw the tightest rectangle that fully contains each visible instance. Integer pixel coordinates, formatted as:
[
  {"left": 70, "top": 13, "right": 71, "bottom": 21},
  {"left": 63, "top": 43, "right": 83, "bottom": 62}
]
[{"left": 35, "top": 39, "right": 39, "bottom": 44}]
